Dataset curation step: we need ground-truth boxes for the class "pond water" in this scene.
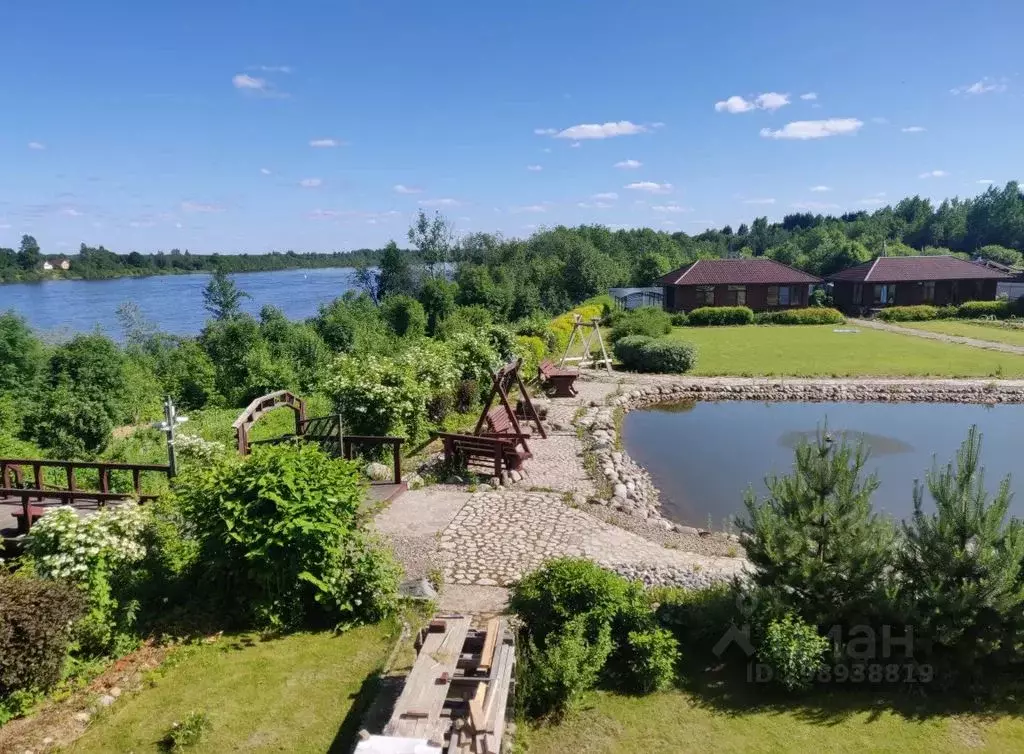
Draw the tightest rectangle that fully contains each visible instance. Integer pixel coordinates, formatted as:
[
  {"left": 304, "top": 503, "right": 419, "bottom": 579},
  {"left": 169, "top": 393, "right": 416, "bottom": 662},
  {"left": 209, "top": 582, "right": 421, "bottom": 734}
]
[
  {"left": 621, "top": 401, "right": 1024, "bottom": 526},
  {"left": 0, "top": 267, "right": 359, "bottom": 337}
]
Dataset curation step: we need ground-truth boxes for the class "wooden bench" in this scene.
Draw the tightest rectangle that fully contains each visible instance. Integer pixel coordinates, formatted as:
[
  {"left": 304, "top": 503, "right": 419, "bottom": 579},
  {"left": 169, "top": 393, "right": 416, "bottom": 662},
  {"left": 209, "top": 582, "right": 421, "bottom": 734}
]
[
  {"left": 434, "top": 432, "right": 528, "bottom": 475},
  {"left": 538, "top": 360, "right": 580, "bottom": 398}
]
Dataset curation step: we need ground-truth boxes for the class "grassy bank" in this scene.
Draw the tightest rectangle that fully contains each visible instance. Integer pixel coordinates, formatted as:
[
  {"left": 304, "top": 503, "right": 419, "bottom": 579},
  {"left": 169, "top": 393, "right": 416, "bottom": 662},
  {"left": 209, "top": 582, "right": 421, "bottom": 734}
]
[
  {"left": 69, "top": 623, "right": 398, "bottom": 754},
  {"left": 898, "top": 320, "right": 1024, "bottom": 348},
  {"left": 665, "top": 325, "right": 1024, "bottom": 377},
  {"left": 520, "top": 686, "right": 1024, "bottom": 753}
]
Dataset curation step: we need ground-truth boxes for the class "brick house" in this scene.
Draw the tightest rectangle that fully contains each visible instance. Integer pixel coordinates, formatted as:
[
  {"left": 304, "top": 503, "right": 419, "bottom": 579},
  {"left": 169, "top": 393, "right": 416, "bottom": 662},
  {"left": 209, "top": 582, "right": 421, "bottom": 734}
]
[
  {"left": 657, "top": 258, "right": 822, "bottom": 313},
  {"left": 827, "top": 256, "right": 1010, "bottom": 314}
]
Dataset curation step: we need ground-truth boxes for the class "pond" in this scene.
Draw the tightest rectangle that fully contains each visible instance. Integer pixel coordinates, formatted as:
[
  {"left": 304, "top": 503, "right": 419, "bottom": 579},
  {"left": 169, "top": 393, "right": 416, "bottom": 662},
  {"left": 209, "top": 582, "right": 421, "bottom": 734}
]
[{"left": 621, "top": 401, "right": 1024, "bottom": 526}]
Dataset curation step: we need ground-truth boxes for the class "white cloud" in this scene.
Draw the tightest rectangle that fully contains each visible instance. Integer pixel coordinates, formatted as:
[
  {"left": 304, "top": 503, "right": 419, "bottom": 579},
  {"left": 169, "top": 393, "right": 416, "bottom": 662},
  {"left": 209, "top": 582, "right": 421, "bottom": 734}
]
[
  {"left": 511, "top": 204, "right": 548, "bottom": 213},
  {"left": 59, "top": 208, "right": 83, "bottom": 217},
  {"left": 871, "top": 116, "right": 889, "bottom": 125},
  {"left": 800, "top": 92, "right": 818, "bottom": 100},
  {"left": 0, "top": 223, "right": 10, "bottom": 229},
  {"left": 977, "top": 179, "right": 995, "bottom": 185},
  {"left": 27, "top": 141, "right": 45, "bottom": 150},
  {"left": 394, "top": 184, "right": 423, "bottom": 194},
  {"left": 715, "top": 92, "right": 790, "bottom": 113},
  {"left": 858, "top": 198, "right": 886, "bottom": 206},
  {"left": 526, "top": 164, "right": 543, "bottom": 172},
  {"left": 760, "top": 118, "right": 863, "bottom": 140},
  {"left": 308, "top": 209, "right": 341, "bottom": 219},
  {"left": 901, "top": 126, "right": 926, "bottom": 133},
  {"left": 809, "top": 185, "right": 832, "bottom": 192},
  {"left": 180, "top": 200, "right": 225, "bottom": 213},
  {"left": 260, "top": 168, "right": 272, "bottom": 175},
  {"left": 650, "top": 121, "right": 666, "bottom": 128},
  {"left": 743, "top": 198, "right": 775, "bottom": 205},
  {"left": 625, "top": 181, "right": 672, "bottom": 194},
  {"left": 919, "top": 170, "right": 948, "bottom": 179},
  {"left": 254, "top": 65, "right": 292, "bottom": 73},
  {"left": 534, "top": 128, "right": 557, "bottom": 136},
  {"left": 577, "top": 202, "right": 613, "bottom": 209},
  {"left": 791, "top": 201, "right": 839, "bottom": 211},
  {"left": 651, "top": 204, "right": 691, "bottom": 213},
  {"left": 755, "top": 92, "right": 790, "bottom": 110},
  {"left": 553, "top": 121, "right": 647, "bottom": 139},
  {"left": 299, "top": 178, "right": 323, "bottom": 188},
  {"left": 614, "top": 159, "right": 642, "bottom": 169},
  {"left": 570, "top": 142, "right": 581, "bottom": 148},
  {"left": 309, "top": 138, "right": 340, "bottom": 148},
  {"left": 542, "top": 147, "right": 552, "bottom": 153},
  {"left": 419, "top": 198, "right": 461, "bottom": 207},
  {"left": 661, "top": 220, "right": 677, "bottom": 227},
  {"left": 592, "top": 192, "right": 618, "bottom": 200},
  {"left": 951, "top": 78, "right": 1008, "bottom": 95},
  {"left": 232, "top": 74, "right": 266, "bottom": 90},
  {"left": 714, "top": 95, "right": 755, "bottom": 113}
]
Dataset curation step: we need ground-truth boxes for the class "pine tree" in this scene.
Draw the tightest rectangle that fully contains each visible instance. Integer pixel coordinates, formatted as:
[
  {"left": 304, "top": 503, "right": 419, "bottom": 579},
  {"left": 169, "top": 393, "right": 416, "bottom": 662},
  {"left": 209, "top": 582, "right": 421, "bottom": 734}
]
[
  {"left": 737, "top": 428, "right": 896, "bottom": 629},
  {"left": 898, "top": 426, "right": 1024, "bottom": 681}
]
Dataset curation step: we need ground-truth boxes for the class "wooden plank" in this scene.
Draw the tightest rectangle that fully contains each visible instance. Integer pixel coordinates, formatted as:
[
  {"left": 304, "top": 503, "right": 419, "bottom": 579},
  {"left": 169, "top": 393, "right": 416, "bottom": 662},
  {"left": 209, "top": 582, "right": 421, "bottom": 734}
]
[
  {"left": 467, "top": 682, "right": 487, "bottom": 733},
  {"left": 482, "top": 639, "right": 515, "bottom": 753},
  {"left": 386, "top": 616, "right": 471, "bottom": 741},
  {"left": 477, "top": 618, "right": 500, "bottom": 674}
]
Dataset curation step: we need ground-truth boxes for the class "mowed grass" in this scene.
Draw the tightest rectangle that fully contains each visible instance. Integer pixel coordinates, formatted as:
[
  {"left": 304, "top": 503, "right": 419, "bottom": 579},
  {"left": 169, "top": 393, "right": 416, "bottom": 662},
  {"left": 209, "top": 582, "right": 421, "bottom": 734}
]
[
  {"left": 899, "top": 320, "right": 1024, "bottom": 348},
  {"left": 520, "top": 688, "right": 1024, "bottom": 754},
  {"left": 664, "top": 325, "right": 1024, "bottom": 377},
  {"left": 70, "top": 623, "right": 397, "bottom": 754}
]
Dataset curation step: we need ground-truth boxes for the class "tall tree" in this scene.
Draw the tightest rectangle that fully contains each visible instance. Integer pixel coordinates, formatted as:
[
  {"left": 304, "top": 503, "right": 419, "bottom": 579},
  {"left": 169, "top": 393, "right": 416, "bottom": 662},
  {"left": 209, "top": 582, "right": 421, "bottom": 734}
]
[
  {"left": 202, "top": 268, "right": 250, "bottom": 320},
  {"left": 17, "top": 234, "right": 41, "bottom": 270},
  {"left": 408, "top": 210, "right": 454, "bottom": 276}
]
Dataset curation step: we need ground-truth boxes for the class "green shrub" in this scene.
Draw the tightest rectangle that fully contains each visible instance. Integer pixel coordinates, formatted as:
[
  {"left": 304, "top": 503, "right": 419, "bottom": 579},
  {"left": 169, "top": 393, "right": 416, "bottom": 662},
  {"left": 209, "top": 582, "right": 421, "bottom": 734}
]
[
  {"left": 956, "top": 300, "right": 1013, "bottom": 319},
  {"left": 323, "top": 353, "right": 431, "bottom": 441},
  {"left": 756, "top": 308, "right": 845, "bottom": 325},
  {"left": 162, "top": 710, "right": 212, "bottom": 750},
  {"left": 27, "top": 503, "right": 149, "bottom": 656},
  {"left": 655, "top": 584, "right": 740, "bottom": 657},
  {"left": 608, "top": 307, "right": 672, "bottom": 343},
  {"left": 612, "top": 335, "right": 652, "bottom": 370},
  {"left": 757, "top": 613, "right": 829, "bottom": 692},
  {"left": 0, "top": 574, "right": 84, "bottom": 697},
  {"left": 670, "top": 312, "right": 689, "bottom": 326},
  {"left": 876, "top": 305, "right": 939, "bottom": 322},
  {"left": 519, "top": 616, "right": 613, "bottom": 720},
  {"left": 936, "top": 305, "right": 958, "bottom": 319},
  {"left": 380, "top": 295, "right": 427, "bottom": 338},
  {"left": 175, "top": 443, "right": 399, "bottom": 629},
  {"left": 687, "top": 306, "right": 754, "bottom": 326},
  {"left": 549, "top": 297, "right": 611, "bottom": 355},
  {"left": 619, "top": 628, "right": 679, "bottom": 693},
  {"left": 636, "top": 340, "right": 697, "bottom": 374},
  {"left": 516, "top": 335, "right": 548, "bottom": 377}
]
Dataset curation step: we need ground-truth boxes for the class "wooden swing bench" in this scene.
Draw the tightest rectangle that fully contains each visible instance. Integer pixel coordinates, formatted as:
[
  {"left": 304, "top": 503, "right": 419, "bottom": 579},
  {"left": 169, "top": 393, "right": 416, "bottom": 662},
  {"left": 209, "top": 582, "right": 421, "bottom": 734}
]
[{"left": 432, "top": 359, "right": 545, "bottom": 476}]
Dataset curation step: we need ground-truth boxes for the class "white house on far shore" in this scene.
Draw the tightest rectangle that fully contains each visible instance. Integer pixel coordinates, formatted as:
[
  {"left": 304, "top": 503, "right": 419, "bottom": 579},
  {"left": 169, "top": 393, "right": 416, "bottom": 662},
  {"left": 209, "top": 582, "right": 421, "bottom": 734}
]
[{"left": 42, "top": 258, "right": 71, "bottom": 271}]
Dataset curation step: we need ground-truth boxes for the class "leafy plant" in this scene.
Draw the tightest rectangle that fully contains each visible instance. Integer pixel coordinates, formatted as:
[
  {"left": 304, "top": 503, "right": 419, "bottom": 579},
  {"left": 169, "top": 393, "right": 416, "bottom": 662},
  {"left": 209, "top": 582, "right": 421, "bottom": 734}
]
[
  {"left": 756, "top": 308, "right": 845, "bottom": 325},
  {"left": 957, "top": 300, "right": 1017, "bottom": 319},
  {"left": 670, "top": 312, "right": 689, "bottom": 326},
  {"left": 876, "top": 305, "right": 939, "bottom": 322},
  {"left": 620, "top": 628, "right": 679, "bottom": 693},
  {"left": 687, "top": 306, "right": 755, "bottom": 326},
  {"left": 608, "top": 307, "right": 673, "bottom": 343},
  {"left": 0, "top": 574, "right": 84, "bottom": 697},
  {"left": 323, "top": 352, "right": 431, "bottom": 441},
  {"left": 757, "top": 613, "right": 829, "bottom": 692},
  {"left": 161, "top": 710, "right": 212, "bottom": 750},
  {"left": 381, "top": 294, "right": 427, "bottom": 338},
  {"left": 634, "top": 339, "right": 697, "bottom": 373},
  {"left": 174, "top": 443, "right": 399, "bottom": 629},
  {"left": 612, "top": 335, "right": 652, "bottom": 369}
]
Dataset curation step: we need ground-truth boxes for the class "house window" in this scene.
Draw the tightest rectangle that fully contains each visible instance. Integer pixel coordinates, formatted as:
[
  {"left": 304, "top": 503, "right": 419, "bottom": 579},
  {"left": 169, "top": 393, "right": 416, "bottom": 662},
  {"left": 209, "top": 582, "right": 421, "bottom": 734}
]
[
  {"left": 873, "top": 284, "right": 894, "bottom": 305},
  {"left": 778, "top": 286, "right": 791, "bottom": 306},
  {"left": 767, "top": 286, "right": 778, "bottom": 306},
  {"left": 767, "top": 286, "right": 792, "bottom": 306},
  {"left": 727, "top": 285, "right": 746, "bottom": 306},
  {"left": 695, "top": 286, "right": 715, "bottom": 306},
  {"left": 853, "top": 283, "right": 863, "bottom": 305},
  {"left": 922, "top": 281, "right": 936, "bottom": 303}
]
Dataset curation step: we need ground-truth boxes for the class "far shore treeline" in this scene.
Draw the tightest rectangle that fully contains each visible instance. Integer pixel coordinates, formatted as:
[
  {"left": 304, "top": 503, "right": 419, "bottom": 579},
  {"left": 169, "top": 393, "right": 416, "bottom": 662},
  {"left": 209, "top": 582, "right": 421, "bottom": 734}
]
[{"left": 2, "top": 181, "right": 1022, "bottom": 286}]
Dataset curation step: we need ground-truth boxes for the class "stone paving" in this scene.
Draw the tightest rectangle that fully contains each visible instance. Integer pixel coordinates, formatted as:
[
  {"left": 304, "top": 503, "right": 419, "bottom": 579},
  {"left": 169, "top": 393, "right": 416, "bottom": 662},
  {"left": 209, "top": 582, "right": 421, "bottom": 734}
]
[{"left": 438, "top": 490, "right": 745, "bottom": 588}]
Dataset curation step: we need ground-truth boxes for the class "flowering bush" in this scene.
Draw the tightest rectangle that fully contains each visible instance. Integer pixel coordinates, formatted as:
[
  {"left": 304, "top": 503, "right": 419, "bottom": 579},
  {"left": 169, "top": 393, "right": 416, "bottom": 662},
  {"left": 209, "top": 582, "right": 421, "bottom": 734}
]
[
  {"left": 174, "top": 433, "right": 228, "bottom": 466},
  {"left": 443, "top": 328, "right": 501, "bottom": 384},
  {"left": 27, "top": 504, "right": 148, "bottom": 656},
  {"left": 322, "top": 353, "right": 431, "bottom": 442}
]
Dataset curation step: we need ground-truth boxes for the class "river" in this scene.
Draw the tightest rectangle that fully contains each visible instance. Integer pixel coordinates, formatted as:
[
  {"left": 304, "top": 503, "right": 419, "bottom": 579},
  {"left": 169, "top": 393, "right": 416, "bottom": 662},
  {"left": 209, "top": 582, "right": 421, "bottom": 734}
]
[
  {"left": 622, "top": 400, "right": 1024, "bottom": 526},
  {"left": 0, "top": 268, "right": 358, "bottom": 336}
]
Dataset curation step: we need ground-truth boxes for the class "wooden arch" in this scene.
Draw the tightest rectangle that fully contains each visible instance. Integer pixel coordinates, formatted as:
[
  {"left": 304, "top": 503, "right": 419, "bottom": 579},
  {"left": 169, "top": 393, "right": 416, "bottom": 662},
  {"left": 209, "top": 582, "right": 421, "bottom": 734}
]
[{"left": 232, "top": 390, "right": 307, "bottom": 455}]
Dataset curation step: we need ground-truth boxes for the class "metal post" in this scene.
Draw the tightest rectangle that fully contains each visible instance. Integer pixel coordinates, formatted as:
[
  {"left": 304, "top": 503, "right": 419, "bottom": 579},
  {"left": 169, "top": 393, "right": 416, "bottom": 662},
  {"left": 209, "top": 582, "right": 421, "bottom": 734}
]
[{"left": 163, "top": 397, "right": 179, "bottom": 477}]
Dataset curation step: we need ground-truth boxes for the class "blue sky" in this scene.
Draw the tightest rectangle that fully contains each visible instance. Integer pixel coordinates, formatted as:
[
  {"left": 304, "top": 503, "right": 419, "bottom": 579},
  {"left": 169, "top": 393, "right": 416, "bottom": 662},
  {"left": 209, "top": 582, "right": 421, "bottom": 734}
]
[{"left": 2, "top": 1, "right": 1022, "bottom": 254}]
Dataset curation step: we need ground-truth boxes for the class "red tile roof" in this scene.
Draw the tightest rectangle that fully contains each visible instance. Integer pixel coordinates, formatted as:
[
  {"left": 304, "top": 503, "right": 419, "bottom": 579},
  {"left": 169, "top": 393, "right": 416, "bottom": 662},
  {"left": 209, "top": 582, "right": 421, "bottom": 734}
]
[
  {"left": 658, "top": 258, "right": 821, "bottom": 286},
  {"left": 827, "top": 255, "right": 1011, "bottom": 283}
]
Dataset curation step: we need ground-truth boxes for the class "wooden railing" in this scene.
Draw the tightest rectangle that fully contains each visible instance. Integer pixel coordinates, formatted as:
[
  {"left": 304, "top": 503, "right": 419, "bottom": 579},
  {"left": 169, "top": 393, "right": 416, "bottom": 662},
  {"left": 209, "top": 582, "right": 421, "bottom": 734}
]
[
  {"left": 0, "top": 458, "right": 171, "bottom": 503},
  {"left": 341, "top": 436, "right": 403, "bottom": 484}
]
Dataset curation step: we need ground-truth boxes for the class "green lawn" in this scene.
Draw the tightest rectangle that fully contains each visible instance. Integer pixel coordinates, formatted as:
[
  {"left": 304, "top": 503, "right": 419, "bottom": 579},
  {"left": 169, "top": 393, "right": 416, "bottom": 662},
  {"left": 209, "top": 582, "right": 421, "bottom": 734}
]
[
  {"left": 899, "top": 320, "right": 1024, "bottom": 348},
  {"left": 521, "top": 687, "right": 1024, "bottom": 754},
  {"left": 664, "top": 325, "right": 1024, "bottom": 377},
  {"left": 70, "top": 623, "right": 397, "bottom": 754}
]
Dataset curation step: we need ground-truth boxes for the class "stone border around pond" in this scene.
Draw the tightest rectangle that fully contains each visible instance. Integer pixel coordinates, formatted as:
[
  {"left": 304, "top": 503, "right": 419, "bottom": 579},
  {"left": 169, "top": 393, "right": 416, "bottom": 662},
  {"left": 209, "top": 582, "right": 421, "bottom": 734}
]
[{"left": 576, "top": 377, "right": 1024, "bottom": 529}]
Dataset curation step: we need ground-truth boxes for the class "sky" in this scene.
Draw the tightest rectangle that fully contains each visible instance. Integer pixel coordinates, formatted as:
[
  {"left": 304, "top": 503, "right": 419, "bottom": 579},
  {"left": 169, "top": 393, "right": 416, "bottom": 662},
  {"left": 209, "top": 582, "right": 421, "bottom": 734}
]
[{"left": 2, "top": 1, "right": 1023, "bottom": 254}]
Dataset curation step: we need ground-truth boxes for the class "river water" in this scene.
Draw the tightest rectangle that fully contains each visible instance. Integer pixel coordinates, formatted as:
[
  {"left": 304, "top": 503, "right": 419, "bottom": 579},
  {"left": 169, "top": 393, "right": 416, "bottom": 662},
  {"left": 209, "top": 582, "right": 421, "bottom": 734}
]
[
  {"left": 0, "top": 268, "right": 358, "bottom": 337},
  {"left": 622, "top": 400, "right": 1024, "bottom": 526}
]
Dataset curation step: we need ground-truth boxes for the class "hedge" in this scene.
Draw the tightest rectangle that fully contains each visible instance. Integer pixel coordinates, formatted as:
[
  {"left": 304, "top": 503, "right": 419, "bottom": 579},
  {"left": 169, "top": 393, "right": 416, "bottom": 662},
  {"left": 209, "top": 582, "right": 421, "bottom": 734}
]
[
  {"left": 0, "top": 575, "right": 84, "bottom": 696},
  {"left": 876, "top": 305, "right": 940, "bottom": 322},
  {"left": 608, "top": 308, "right": 673, "bottom": 343},
  {"left": 755, "top": 308, "right": 845, "bottom": 325},
  {"left": 956, "top": 300, "right": 1016, "bottom": 319},
  {"left": 549, "top": 295, "right": 614, "bottom": 356},
  {"left": 687, "top": 306, "right": 754, "bottom": 326},
  {"left": 670, "top": 312, "right": 689, "bottom": 326},
  {"left": 613, "top": 335, "right": 696, "bottom": 374}
]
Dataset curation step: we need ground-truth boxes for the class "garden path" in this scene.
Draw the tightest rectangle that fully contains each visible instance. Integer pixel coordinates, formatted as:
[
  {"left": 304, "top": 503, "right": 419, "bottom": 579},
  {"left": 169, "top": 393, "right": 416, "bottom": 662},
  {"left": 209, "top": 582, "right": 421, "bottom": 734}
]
[{"left": 853, "top": 317, "right": 1024, "bottom": 355}]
